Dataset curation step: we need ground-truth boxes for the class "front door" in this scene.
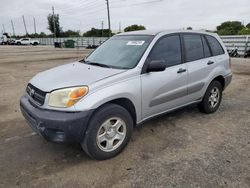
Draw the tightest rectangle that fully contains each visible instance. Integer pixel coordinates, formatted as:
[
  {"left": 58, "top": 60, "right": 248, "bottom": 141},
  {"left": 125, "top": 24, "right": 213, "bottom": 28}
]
[{"left": 141, "top": 34, "right": 188, "bottom": 120}]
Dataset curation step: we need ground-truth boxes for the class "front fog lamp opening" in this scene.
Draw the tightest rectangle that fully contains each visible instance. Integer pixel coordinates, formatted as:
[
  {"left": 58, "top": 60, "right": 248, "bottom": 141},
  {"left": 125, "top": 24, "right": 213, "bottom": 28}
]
[{"left": 48, "top": 87, "right": 88, "bottom": 108}]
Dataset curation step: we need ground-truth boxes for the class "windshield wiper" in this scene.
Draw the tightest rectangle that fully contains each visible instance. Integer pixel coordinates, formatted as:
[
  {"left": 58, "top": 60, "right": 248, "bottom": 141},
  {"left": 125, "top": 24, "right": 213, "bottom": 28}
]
[
  {"left": 86, "top": 61, "right": 111, "bottom": 68},
  {"left": 79, "top": 59, "right": 85, "bottom": 63},
  {"left": 79, "top": 59, "right": 126, "bottom": 69}
]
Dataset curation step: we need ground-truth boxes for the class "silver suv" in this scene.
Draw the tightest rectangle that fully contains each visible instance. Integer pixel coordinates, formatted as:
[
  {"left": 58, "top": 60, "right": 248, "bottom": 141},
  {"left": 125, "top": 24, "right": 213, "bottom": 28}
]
[{"left": 20, "top": 30, "right": 232, "bottom": 160}]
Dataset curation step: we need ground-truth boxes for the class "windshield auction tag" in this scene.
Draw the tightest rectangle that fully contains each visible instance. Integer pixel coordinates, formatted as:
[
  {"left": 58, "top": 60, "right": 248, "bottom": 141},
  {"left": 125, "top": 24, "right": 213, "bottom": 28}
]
[{"left": 126, "top": 41, "right": 145, "bottom": 46}]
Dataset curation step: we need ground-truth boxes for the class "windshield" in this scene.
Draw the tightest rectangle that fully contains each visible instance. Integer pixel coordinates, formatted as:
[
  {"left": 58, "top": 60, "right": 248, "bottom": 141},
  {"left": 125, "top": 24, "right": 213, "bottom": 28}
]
[{"left": 84, "top": 35, "right": 153, "bottom": 69}]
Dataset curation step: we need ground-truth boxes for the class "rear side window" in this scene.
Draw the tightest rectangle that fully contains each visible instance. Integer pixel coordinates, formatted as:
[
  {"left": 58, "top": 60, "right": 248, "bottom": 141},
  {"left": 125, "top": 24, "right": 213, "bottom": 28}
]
[
  {"left": 206, "top": 35, "right": 224, "bottom": 56},
  {"left": 202, "top": 36, "right": 212, "bottom": 58},
  {"left": 183, "top": 34, "right": 204, "bottom": 62},
  {"left": 148, "top": 35, "right": 182, "bottom": 67}
]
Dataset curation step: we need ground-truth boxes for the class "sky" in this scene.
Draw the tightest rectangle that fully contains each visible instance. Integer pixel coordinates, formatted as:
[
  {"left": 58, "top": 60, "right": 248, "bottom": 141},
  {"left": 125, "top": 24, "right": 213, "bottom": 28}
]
[{"left": 0, "top": 0, "right": 249, "bottom": 35}]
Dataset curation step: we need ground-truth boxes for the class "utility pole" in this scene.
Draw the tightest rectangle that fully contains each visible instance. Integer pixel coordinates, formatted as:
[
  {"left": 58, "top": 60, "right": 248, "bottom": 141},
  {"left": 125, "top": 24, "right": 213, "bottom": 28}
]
[
  {"left": 11, "top": 20, "right": 15, "bottom": 36},
  {"left": 33, "top": 17, "right": 37, "bottom": 34},
  {"left": 2, "top": 24, "right": 5, "bottom": 33},
  {"left": 119, "top": 22, "right": 121, "bottom": 33},
  {"left": 105, "top": 0, "right": 111, "bottom": 37},
  {"left": 22, "top": 15, "right": 28, "bottom": 36},
  {"left": 101, "top": 21, "right": 104, "bottom": 37},
  {"left": 52, "top": 6, "right": 56, "bottom": 37}
]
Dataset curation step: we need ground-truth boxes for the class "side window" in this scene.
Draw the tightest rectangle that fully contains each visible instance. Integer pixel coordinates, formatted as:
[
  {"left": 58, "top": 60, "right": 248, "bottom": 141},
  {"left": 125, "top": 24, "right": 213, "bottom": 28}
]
[
  {"left": 202, "top": 36, "right": 212, "bottom": 58},
  {"left": 148, "top": 35, "right": 182, "bottom": 67},
  {"left": 183, "top": 34, "right": 204, "bottom": 62},
  {"left": 206, "top": 35, "right": 224, "bottom": 56}
]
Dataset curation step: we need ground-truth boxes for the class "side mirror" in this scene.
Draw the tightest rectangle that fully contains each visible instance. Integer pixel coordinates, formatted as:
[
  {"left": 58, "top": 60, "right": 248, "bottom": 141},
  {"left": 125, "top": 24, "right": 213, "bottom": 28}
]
[{"left": 147, "top": 60, "right": 166, "bottom": 73}]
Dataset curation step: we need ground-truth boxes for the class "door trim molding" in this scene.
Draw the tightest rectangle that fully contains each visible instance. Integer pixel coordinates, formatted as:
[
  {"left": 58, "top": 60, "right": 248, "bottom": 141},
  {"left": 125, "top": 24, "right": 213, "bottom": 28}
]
[{"left": 149, "top": 88, "right": 187, "bottom": 107}]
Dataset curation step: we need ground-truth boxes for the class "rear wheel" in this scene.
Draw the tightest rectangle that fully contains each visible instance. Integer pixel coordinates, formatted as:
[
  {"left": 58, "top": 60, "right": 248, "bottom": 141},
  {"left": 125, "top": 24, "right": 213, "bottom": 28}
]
[
  {"left": 81, "top": 104, "right": 133, "bottom": 160},
  {"left": 199, "top": 80, "right": 222, "bottom": 114}
]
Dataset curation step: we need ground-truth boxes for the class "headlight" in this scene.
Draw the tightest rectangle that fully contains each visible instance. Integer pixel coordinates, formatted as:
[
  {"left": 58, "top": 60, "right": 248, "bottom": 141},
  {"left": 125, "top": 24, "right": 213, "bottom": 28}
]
[{"left": 48, "top": 86, "right": 88, "bottom": 108}]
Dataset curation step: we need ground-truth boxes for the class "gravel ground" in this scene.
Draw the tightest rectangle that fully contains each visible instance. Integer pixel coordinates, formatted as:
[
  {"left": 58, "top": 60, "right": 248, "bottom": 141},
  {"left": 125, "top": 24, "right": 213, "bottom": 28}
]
[{"left": 0, "top": 46, "right": 249, "bottom": 188}]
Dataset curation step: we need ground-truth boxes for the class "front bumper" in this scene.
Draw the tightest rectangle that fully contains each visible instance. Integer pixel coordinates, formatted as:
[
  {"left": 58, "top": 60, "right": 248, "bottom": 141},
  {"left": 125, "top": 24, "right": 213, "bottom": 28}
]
[{"left": 20, "top": 95, "right": 94, "bottom": 143}]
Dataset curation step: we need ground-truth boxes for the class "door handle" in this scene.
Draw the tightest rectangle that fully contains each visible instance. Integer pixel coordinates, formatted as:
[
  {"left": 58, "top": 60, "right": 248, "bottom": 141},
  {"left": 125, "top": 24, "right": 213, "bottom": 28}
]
[
  {"left": 177, "top": 68, "right": 186, "bottom": 74},
  {"left": 207, "top": 61, "right": 214, "bottom": 65}
]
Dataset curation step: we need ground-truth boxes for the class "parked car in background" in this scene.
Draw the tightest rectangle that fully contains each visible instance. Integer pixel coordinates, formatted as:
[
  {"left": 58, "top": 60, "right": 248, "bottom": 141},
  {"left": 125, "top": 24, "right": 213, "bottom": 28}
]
[
  {"left": 15, "top": 38, "right": 39, "bottom": 45},
  {"left": 244, "top": 49, "right": 250, "bottom": 58},
  {"left": 20, "top": 30, "right": 232, "bottom": 160},
  {"left": 7, "top": 39, "right": 16, "bottom": 45},
  {"left": 0, "top": 34, "right": 8, "bottom": 45},
  {"left": 227, "top": 47, "right": 240, "bottom": 57}
]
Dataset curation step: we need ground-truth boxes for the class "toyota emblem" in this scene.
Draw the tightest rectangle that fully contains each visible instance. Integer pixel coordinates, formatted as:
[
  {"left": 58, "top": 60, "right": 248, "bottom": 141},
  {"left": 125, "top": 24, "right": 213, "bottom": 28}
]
[{"left": 30, "top": 89, "right": 35, "bottom": 97}]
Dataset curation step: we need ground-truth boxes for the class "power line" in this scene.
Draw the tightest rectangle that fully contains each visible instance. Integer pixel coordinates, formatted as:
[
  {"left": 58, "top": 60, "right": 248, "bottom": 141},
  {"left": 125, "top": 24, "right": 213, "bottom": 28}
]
[
  {"left": 55, "top": 0, "right": 101, "bottom": 11},
  {"left": 59, "top": 3, "right": 106, "bottom": 17},
  {"left": 60, "top": 7, "right": 106, "bottom": 18}
]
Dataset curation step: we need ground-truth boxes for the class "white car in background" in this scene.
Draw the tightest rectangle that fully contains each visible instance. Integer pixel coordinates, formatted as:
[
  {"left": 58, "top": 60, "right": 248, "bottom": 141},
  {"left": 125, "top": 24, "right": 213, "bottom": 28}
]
[{"left": 15, "top": 38, "right": 39, "bottom": 46}]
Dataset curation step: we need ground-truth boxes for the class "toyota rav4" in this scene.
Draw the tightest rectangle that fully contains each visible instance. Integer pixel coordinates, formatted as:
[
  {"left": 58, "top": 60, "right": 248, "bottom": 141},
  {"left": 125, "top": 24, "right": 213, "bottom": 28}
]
[{"left": 20, "top": 30, "right": 232, "bottom": 160}]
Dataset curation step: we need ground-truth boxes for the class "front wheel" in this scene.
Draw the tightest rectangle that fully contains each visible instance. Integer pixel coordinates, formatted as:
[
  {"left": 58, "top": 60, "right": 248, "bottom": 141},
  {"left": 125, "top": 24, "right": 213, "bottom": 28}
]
[
  {"left": 198, "top": 80, "right": 222, "bottom": 114},
  {"left": 81, "top": 104, "right": 133, "bottom": 160}
]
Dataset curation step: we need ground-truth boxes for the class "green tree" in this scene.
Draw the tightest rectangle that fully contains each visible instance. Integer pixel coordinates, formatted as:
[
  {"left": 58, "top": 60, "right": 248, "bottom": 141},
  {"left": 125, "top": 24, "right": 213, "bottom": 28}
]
[
  {"left": 47, "top": 13, "right": 62, "bottom": 37},
  {"left": 246, "top": 23, "right": 250, "bottom": 29},
  {"left": 61, "top": 30, "right": 80, "bottom": 37},
  {"left": 124, "top": 24, "right": 146, "bottom": 32},
  {"left": 238, "top": 28, "right": 250, "bottom": 35},
  {"left": 187, "top": 27, "right": 193, "bottom": 30},
  {"left": 83, "top": 28, "right": 112, "bottom": 37},
  {"left": 216, "top": 21, "right": 244, "bottom": 35},
  {"left": 39, "top": 32, "right": 47, "bottom": 38}
]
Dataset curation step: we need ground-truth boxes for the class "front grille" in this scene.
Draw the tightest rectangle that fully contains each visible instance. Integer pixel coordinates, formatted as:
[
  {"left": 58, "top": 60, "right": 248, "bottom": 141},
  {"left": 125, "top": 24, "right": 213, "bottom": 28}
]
[{"left": 26, "top": 84, "right": 46, "bottom": 105}]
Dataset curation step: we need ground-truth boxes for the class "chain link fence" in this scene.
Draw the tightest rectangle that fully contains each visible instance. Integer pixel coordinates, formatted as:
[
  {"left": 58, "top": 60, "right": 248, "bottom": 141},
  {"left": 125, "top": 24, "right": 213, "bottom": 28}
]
[
  {"left": 34, "top": 37, "right": 109, "bottom": 48},
  {"left": 220, "top": 35, "right": 250, "bottom": 55},
  {"left": 34, "top": 35, "right": 250, "bottom": 56}
]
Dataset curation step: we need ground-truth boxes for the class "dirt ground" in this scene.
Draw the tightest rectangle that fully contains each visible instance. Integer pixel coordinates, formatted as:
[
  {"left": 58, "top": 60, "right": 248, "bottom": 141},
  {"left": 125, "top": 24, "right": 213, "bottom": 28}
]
[{"left": 0, "top": 46, "right": 249, "bottom": 188}]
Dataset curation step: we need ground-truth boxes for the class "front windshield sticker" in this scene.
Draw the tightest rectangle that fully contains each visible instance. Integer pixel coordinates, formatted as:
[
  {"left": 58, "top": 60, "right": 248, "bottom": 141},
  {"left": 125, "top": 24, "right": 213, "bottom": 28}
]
[{"left": 126, "top": 41, "right": 145, "bottom": 46}]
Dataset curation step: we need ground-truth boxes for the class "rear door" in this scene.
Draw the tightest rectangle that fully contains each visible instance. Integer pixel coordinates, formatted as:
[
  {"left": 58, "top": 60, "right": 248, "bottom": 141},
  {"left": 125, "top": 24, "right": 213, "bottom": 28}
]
[
  {"left": 183, "top": 34, "right": 215, "bottom": 102},
  {"left": 206, "top": 35, "right": 227, "bottom": 72},
  {"left": 141, "top": 34, "right": 188, "bottom": 119}
]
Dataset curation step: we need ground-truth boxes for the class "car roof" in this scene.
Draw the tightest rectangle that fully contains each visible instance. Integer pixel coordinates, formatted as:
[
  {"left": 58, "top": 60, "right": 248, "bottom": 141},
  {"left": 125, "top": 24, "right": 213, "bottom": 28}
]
[{"left": 117, "top": 29, "right": 217, "bottom": 37}]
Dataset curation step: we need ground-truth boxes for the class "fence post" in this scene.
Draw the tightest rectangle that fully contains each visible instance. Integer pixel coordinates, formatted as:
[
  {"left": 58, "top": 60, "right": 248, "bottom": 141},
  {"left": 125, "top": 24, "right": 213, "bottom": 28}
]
[{"left": 245, "top": 36, "right": 249, "bottom": 52}]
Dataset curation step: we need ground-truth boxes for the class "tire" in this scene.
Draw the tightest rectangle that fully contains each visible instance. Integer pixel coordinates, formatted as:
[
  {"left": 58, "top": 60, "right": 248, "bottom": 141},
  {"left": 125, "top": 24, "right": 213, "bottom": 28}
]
[
  {"left": 81, "top": 104, "right": 133, "bottom": 160},
  {"left": 198, "top": 80, "right": 222, "bottom": 114},
  {"left": 17, "top": 42, "right": 21, "bottom": 45}
]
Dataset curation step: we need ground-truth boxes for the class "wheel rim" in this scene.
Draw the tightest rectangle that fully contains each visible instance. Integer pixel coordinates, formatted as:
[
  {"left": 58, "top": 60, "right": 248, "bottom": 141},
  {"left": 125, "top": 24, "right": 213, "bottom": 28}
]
[
  {"left": 96, "top": 117, "right": 126, "bottom": 152},
  {"left": 208, "top": 87, "right": 220, "bottom": 108}
]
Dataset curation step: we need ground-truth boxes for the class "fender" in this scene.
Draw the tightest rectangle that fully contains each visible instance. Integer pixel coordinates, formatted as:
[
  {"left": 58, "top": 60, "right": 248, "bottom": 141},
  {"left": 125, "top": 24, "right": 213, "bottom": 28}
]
[{"left": 74, "top": 75, "right": 142, "bottom": 122}]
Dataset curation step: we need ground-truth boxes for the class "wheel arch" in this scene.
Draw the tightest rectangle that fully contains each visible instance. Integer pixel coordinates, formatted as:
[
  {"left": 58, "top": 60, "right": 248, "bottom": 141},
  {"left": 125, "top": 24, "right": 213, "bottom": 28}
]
[
  {"left": 212, "top": 75, "right": 225, "bottom": 90},
  {"left": 91, "top": 98, "right": 137, "bottom": 127}
]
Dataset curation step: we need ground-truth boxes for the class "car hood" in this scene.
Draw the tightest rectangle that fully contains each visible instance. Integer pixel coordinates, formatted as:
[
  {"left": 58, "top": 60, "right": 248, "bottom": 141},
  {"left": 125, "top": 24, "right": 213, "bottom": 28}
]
[{"left": 30, "top": 62, "right": 126, "bottom": 92}]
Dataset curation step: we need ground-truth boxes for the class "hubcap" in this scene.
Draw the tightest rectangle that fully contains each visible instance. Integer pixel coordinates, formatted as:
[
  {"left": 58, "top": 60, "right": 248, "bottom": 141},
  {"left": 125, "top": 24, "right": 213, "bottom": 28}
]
[
  {"left": 96, "top": 117, "right": 126, "bottom": 152},
  {"left": 208, "top": 87, "right": 220, "bottom": 108}
]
